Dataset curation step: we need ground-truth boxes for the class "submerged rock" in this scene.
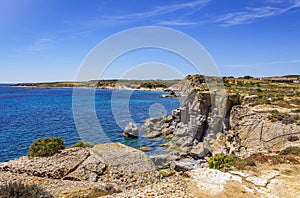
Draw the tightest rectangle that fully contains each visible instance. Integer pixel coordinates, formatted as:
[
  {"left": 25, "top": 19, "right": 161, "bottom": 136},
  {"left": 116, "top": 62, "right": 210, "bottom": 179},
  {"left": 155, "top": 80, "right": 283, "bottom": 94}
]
[
  {"left": 144, "top": 130, "right": 161, "bottom": 138},
  {"left": 123, "top": 122, "right": 139, "bottom": 138}
]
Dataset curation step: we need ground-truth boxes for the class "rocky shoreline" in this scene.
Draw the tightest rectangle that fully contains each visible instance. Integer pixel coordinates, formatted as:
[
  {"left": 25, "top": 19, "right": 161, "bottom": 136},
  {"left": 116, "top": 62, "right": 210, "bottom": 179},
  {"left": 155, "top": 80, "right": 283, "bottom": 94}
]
[
  {"left": 1, "top": 143, "right": 300, "bottom": 197},
  {"left": 1, "top": 75, "right": 300, "bottom": 197}
]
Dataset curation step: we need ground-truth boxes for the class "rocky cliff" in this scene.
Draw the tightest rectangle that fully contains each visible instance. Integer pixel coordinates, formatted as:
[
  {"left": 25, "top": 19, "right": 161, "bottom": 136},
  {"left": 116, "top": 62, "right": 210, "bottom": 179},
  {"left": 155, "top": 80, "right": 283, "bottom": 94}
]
[{"left": 143, "top": 75, "right": 300, "bottom": 163}]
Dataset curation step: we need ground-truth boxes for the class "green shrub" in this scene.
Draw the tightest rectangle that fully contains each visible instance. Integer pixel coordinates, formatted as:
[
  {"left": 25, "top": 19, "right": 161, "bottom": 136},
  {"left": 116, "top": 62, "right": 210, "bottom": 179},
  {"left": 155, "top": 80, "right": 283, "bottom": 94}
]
[
  {"left": 239, "top": 75, "right": 253, "bottom": 79},
  {"left": 73, "top": 141, "right": 93, "bottom": 148},
  {"left": 256, "top": 98, "right": 269, "bottom": 104},
  {"left": 280, "top": 147, "right": 300, "bottom": 156},
  {"left": 27, "top": 137, "right": 65, "bottom": 157},
  {"left": 208, "top": 153, "right": 237, "bottom": 170},
  {"left": 0, "top": 181, "right": 53, "bottom": 198}
]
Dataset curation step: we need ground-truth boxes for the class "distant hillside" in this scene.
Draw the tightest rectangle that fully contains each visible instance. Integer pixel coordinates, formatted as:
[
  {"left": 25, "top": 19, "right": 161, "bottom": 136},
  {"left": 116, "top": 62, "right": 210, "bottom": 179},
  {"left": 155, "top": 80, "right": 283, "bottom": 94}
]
[
  {"left": 282, "top": 75, "right": 300, "bottom": 79},
  {"left": 13, "top": 79, "right": 181, "bottom": 90}
]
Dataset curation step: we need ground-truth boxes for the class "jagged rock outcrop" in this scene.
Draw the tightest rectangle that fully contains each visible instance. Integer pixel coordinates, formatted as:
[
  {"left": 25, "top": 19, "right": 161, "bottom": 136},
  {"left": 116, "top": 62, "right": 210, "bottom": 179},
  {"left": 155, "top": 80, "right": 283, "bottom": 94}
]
[
  {"left": 142, "top": 75, "right": 300, "bottom": 163},
  {"left": 142, "top": 76, "right": 238, "bottom": 162},
  {"left": 0, "top": 143, "right": 159, "bottom": 197}
]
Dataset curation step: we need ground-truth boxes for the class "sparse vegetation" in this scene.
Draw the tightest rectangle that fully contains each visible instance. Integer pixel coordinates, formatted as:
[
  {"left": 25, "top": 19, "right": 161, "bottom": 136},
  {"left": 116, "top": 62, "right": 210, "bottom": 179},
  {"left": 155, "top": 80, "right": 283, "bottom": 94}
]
[
  {"left": 140, "top": 82, "right": 167, "bottom": 89},
  {"left": 0, "top": 182, "right": 53, "bottom": 198},
  {"left": 72, "top": 141, "right": 93, "bottom": 148},
  {"left": 209, "top": 154, "right": 257, "bottom": 170},
  {"left": 256, "top": 98, "right": 269, "bottom": 104},
  {"left": 14, "top": 79, "right": 180, "bottom": 89},
  {"left": 280, "top": 147, "right": 300, "bottom": 156},
  {"left": 291, "top": 109, "right": 300, "bottom": 113},
  {"left": 27, "top": 137, "right": 65, "bottom": 157},
  {"left": 209, "top": 152, "right": 300, "bottom": 171},
  {"left": 268, "top": 110, "right": 300, "bottom": 124},
  {"left": 234, "top": 157, "right": 256, "bottom": 170},
  {"left": 247, "top": 153, "right": 300, "bottom": 165}
]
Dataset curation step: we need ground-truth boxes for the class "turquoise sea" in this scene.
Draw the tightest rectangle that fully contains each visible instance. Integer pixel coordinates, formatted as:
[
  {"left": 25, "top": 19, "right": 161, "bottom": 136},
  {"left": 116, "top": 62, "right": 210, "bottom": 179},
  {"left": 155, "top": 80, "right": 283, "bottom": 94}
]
[{"left": 0, "top": 84, "right": 180, "bottom": 162}]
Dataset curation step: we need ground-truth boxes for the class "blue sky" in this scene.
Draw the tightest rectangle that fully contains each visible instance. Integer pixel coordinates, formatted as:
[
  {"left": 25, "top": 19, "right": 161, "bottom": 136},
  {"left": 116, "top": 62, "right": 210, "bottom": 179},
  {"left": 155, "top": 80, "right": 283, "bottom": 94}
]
[{"left": 0, "top": 0, "right": 300, "bottom": 82}]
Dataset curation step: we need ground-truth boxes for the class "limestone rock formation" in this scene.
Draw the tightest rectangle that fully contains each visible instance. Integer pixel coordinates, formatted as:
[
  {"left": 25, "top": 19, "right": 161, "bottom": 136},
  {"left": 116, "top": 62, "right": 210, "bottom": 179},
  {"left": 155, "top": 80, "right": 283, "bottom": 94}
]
[
  {"left": 142, "top": 74, "right": 300, "bottom": 163},
  {"left": 228, "top": 104, "right": 300, "bottom": 156},
  {"left": 0, "top": 143, "right": 159, "bottom": 197}
]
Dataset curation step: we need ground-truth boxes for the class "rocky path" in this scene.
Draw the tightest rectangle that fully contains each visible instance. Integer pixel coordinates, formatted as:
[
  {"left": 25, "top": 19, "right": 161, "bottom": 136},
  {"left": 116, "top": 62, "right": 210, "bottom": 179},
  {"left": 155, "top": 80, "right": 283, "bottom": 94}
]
[{"left": 104, "top": 164, "right": 300, "bottom": 198}]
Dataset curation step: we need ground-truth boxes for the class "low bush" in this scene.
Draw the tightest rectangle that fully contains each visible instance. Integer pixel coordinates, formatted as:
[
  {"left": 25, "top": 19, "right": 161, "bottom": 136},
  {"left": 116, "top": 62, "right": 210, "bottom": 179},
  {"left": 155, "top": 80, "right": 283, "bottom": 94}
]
[
  {"left": 280, "top": 147, "right": 300, "bottom": 156},
  {"left": 0, "top": 181, "right": 53, "bottom": 198},
  {"left": 72, "top": 141, "right": 93, "bottom": 148},
  {"left": 27, "top": 137, "right": 65, "bottom": 157},
  {"left": 208, "top": 153, "right": 237, "bottom": 170}
]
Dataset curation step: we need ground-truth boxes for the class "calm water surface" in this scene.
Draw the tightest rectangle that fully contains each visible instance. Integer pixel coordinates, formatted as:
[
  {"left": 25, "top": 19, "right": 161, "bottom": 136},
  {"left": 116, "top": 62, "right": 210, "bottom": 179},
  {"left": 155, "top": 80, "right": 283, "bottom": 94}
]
[{"left": 0, "top": 84, "right": 180, "bottom": 162}]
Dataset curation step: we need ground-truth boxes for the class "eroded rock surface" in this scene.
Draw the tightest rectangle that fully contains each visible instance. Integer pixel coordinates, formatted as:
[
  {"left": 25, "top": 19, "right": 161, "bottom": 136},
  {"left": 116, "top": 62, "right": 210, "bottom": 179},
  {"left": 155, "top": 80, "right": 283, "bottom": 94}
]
[
  {"left": 0, "top": 143, "right": 159, "bottom": 197},
  {"left": 142, "top": 75, "right": 300, "bottom": 163}
]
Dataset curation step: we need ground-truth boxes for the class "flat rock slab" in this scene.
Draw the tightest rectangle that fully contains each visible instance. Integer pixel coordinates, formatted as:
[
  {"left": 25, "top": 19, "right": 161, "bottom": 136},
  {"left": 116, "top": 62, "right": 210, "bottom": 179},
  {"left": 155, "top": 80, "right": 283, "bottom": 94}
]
[
  {"left": 0, "top": 147, "right": 90, "bottom": 179},
  {"left": 188, "top": 168, "right": 242, "bottom": 195},
  {"left": 91, "top": 142, "right": 159, "bottom": 190},
  {"left": 63, "top": 155, "right": 106, "bottom": 182},
  {"left": 245, "top": 170, "right": 279, "bottom": 187}
]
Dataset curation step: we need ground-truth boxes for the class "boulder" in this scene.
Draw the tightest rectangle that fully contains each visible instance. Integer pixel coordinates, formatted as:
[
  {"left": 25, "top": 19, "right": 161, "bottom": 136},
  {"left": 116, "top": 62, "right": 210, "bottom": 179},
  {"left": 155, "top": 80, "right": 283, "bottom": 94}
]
[
  {"left": 144, "top": 130, "right": 161, "bottom": 138},
  {"left": 123, "top": 122, "right": 139, "bottom": 138},
  {"left": 170, "top": 158, "right": 205, "bottom": 172},
  {"left": 190, "top": 142, "right": 209, "bottom": 158},
  {"left": 63, "top": 155, "right": 106, "bottom": 182},
  {"left": 150, "top": 152, "right": 180, "bottom": 166},
  {"left": 91, "top": 143, "right": 159, "bottom": 190}
]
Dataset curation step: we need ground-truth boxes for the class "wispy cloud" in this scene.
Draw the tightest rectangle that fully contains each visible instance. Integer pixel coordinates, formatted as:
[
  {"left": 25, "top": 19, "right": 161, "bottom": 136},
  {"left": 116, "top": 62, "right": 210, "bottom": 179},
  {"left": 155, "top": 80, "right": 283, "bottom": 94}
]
[
  {"left": 224, "top": 59, "right": 300, "bottom": 68},
  {"left": 156, "top": 20, "right": 199, "bottom": 26},
  {"left": 216, "top": 0, "right": 300, "bottom": 26},
  {"left": 64, "top": 0, "right": 300, "bottom": 30},
  {"left": 64, "top": 0, "right": 211, "bottom": 29},
  {"left": 105, "top": 0, "right": 211, "bottom": 20}
]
